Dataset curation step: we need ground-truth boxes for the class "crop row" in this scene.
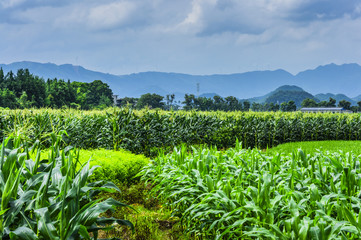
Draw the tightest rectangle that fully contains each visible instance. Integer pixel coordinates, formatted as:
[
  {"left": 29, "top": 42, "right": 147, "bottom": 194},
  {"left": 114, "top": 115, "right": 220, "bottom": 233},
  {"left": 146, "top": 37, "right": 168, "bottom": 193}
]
[
  {"left": 0, "top": 134, "right": 132, "bottom": 239},
  {"left": 0, "top": 108, "right": 361, "bottom": 156},
  {"left": 141, "top": 142, "right": 361, "bottom": 239}
]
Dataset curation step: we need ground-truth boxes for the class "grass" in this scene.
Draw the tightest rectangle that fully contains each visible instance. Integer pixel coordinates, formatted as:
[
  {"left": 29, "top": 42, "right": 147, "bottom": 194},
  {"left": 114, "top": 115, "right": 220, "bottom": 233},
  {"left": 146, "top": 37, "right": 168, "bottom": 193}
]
[
  {"left": 30, "top": 147, "right": 150, "bottom": 183},
  {"left": 265, "top": 140, "right": 361, "bottom": 156},
  {"left": 77, "top": 148, "right": 149, "bottom": 183},
  {"left": 95, "top": 181, "right": 189, "bottom": 240}
]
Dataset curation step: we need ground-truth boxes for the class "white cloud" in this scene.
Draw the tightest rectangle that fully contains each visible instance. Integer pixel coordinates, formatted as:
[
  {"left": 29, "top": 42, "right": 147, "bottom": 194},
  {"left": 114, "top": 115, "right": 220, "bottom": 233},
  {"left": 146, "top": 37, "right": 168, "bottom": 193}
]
[
  {"left": 53, "top": 0, "right": 190, "bottom": 32},
  {"left": 87, "top": 1, "right": 137, "bottom": 30},
  {"left": 1, "top": 0, "right": 26, "bottom": 9},
  {"left": 355, "top": 3, "right": 361, "bottom": 14},
  {"left": 175, "top": 0, "right": 304, "bottom": 36},
  {"left": 176, "top": 0, "right": 205, "bottom": 33},
  {"left": 1, "top": 0, "right": 361, "bottom": 76}
]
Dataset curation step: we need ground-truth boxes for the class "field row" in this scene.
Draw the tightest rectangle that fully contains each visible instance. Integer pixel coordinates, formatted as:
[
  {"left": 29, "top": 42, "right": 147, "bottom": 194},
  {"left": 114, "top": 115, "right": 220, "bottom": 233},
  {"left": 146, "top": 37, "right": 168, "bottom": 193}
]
[
  {"left": 142, "top": 142, "right": 361, "bottom": 239},
  {"left": 1, "top": 108, "right": 361, "bottom": 155}
]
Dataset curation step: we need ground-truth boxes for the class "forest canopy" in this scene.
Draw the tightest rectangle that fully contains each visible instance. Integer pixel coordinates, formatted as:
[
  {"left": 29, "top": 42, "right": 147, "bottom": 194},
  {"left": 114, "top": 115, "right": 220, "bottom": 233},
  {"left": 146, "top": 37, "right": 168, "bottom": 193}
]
[{"left": 0, "top": 68, "right": 113, "bottom": 109}]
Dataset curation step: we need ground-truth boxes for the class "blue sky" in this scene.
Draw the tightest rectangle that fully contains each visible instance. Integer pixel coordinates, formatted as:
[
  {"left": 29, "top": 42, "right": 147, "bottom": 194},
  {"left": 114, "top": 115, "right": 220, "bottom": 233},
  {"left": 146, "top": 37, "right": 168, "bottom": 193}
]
[{"left": 1, "top": 0, "right": 361, "bottom": 75}]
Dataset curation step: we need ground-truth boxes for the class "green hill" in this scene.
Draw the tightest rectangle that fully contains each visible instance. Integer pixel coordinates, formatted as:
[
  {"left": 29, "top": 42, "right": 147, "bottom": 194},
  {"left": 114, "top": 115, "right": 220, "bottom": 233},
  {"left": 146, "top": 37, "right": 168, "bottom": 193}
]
[{"left": 265, "top": 86, "right": 317, "bottom": 107}]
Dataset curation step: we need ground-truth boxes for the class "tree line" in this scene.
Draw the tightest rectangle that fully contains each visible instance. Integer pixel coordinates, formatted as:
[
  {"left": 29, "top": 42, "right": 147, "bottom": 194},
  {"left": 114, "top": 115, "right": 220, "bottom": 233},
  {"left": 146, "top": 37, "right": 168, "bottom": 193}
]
[
  {"left": 0, "top": 68, "right": 113, "bottom": 109},
  {"left": 117, "top": 93, "right": 299, "bottom": 112},
  {"left": 119, "top": 94, "right": 361, "bottom": 112},
  {"left": 301, "top": 97, "right": 361, "bottom": 112},
  {"left": 2, "top": 68, "right": 359, "bottom": 112}
]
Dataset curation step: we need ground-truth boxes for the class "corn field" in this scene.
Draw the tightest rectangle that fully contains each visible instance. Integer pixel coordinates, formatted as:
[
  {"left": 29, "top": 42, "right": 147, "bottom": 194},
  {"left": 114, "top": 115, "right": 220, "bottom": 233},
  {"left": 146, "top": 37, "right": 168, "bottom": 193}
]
[
  {"left": 2, "top": 108, "right": 361, "bottom": 239},
  {"left": 0, "top": 108, "right": 361, "bottom": 156},
  {"left": 0, "top": 133, "right": 132, "bottom": 239},
  {"left": 141, "top": 142, "right": 361, "bottom": 239}
]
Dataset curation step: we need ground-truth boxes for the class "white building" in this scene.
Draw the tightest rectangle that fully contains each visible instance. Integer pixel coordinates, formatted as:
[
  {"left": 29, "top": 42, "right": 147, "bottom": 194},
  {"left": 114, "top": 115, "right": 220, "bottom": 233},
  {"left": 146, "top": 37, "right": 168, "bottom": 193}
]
[{"left": 300, "top": 107, "right": 353, "bottom": 113}]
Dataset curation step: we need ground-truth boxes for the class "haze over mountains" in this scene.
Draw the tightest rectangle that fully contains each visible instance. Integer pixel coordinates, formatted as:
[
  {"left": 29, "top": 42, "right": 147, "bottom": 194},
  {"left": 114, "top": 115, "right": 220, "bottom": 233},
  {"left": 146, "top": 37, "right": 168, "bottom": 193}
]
[{"left": 1, "top": 61, "right": 361, "bottom": 103}]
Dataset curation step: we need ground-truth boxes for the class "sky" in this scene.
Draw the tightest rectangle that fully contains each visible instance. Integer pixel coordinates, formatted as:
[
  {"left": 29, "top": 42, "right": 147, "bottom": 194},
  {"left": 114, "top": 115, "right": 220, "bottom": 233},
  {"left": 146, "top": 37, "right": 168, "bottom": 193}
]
[{"left": 1, "top": 0, "right": 361, "bottom": 75}]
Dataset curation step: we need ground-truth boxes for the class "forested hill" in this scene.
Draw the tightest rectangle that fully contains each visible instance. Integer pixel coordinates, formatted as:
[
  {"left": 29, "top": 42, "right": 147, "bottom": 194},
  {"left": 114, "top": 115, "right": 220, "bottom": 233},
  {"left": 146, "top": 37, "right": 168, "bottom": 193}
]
[
  {"left": 0, "top": 68, "right": 113, "bottom": 109},
  {"left": 264, "top": 85, "right": 317, "bottom": 107},
  {"left": 1, "top": 61, "right": 361, "bottom": 99}
]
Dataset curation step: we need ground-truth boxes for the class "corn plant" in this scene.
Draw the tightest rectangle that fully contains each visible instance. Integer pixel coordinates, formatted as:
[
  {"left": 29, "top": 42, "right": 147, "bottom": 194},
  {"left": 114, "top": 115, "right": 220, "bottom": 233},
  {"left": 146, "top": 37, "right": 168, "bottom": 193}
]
[
  {"left": 0, "top": 133, "right": 133, "bottom": 239},
  {"left": 1, "top": 109, "right": 361, "bottom": 156},
  {"left": 141, "top": 141, "right": 361, "bottom": 239}
]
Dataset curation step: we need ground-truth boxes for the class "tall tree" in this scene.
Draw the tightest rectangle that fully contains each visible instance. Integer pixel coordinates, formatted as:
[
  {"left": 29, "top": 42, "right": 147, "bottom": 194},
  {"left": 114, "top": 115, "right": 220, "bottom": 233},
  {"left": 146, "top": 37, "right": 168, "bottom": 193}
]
[
  {"left": 287, "top": 101, "right": 297, "bottom": 111},
  {"left": 281, "top": 101, "right": 296, "bottom": 112},
  {"left": 0, "top": 68, "right": 4, "bottom": 89},
  {"left": 213, "top": 95, "right": 226, "bottom": 111},
  {"left": 183, "top": 94, "right": 195, "bottom": 110},
  {"left": 243, "top": 101, "right": 250, "bottom": 111},
  {"left": 165, "top": 94, "right": 175, "bottom": 110},
  {"left": 338, "top": 99, "right": 351, "bottom": 110},
  {"left": 46, "top": 78, "right": 74, "bottom": 108},
  {"left": 87, "top": 80, "right": 113, "bottom": 107},
  {"left": 71, "top": 81, "right": 89, "bottom": 109},
  {"left": 194, "top": 97, "right": 213, "bottom": 111},
  {"left": 318, "top": 101, "right": 328, "bottom": 107},
  {"left": 0, "top": 89, "right": 18, "bottom": 109},
  {"left": 225, "top": 96, "right": 239, "bottom": 111},
  {"left": 136, "top": 93, "right": 164, "bottom": 109},
  {"left": 327, "top": 97, "right": 336, "bottom": 107},
  {"left": 301, "top": 98, "right": 318, "bottom": 108},
  {"left": 118, "top": 97, "right": 138, "bottom": 108}
]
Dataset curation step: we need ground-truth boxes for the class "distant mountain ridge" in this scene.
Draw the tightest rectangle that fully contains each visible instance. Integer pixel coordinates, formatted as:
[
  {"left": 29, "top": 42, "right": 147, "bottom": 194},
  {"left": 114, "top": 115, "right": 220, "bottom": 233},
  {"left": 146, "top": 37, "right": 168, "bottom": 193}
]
[
  {"left": 315, "top": 93, "right": 357, "bottom": 106},
  {"left": 1, "top": 61, "right": 361, "bottom": 100}
]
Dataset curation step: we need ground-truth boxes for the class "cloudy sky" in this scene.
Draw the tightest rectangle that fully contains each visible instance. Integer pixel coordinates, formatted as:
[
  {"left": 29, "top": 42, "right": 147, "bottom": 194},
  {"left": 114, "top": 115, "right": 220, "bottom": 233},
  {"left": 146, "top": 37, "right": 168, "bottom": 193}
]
[{"left": 1, "top": 0, "right": 361, "bottom": 75}]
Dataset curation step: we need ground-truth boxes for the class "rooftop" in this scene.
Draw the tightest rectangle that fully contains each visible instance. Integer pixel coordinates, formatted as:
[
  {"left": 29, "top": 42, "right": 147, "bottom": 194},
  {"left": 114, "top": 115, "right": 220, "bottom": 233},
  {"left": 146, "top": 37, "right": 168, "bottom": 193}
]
[{"left": 300, "top": 107, "right": 344, "bottom": 111}]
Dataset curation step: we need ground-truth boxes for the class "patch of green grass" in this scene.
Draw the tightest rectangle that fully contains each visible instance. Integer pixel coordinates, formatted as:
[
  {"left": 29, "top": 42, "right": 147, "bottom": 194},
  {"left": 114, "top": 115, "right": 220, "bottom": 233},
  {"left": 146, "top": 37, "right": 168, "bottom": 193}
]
[
  {"left": 77, "top": 148, "right": 149, "bottom": 183},
  {"left": 108, "top": 203, "right": 188, "bottom": 240},
  {"left": 265, "top": 140, "right": 361, "bottom": 156},
  {"left": 97, "top": 181, "right": 190, "bottom": 240},
  {"left": 32, "top": 148, "right": 149, "bottom": 183}
]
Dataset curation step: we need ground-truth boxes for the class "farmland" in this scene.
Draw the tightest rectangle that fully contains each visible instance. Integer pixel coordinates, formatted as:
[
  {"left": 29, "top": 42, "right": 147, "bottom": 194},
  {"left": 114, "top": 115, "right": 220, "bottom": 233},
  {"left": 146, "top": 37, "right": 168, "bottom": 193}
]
[
  {"left": 143, "top": 143, "right": 361, "bottom": 239},
  {"left": 1, "top": 108, "right": 361, "bottom": 155},
  {"left": 1, "top": 108, "right": 361, "bottom": 239}
]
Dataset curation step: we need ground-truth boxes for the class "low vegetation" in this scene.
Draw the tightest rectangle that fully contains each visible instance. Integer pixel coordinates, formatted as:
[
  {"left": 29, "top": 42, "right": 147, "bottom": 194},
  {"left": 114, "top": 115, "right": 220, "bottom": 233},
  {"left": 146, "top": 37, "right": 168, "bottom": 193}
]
[
  {"left": 142, "top": 141, "right": 361, "bottom": 239},
  {"left": 0, "top": 134, "right": 133, "bottom": 239},
  {"left": 2, "top": 107, "right": 361, "bottom": 239},
  {"left": 266, "top": 140, "right": 361, "bottom": 156},
  {"left": 74, "top": 148, "right": 148, "bottom": 183}
]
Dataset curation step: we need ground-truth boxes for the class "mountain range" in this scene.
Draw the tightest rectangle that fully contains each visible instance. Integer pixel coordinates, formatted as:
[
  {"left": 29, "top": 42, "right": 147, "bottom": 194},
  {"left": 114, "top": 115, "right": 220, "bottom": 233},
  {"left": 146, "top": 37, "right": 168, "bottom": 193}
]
[{"left": 1, "top": 61, "right": 361, "bottom": 103}]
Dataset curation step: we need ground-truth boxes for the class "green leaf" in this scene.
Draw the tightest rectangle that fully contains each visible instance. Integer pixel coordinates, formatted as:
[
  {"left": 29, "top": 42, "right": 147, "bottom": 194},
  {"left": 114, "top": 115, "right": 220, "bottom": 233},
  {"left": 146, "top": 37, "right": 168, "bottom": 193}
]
[
  {"left": 343, "top": 206, "right": 361, "bottom": 232},
  {"left": 77, "top": 225, "right": 90, "bottom": 240},
  {"left": 9, "top": 226, "right": 38, "bottom": 240},
  {"left": 0, "top": 208, "right": 9, "bottom": 216},
  {"left": 34, "top": 208, "right": 59, "bottom": 240}
]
